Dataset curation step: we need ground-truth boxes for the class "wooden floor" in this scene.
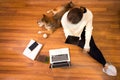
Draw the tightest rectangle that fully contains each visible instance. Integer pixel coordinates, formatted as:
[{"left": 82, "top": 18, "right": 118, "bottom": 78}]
[{"left": 0, "top": 0, "right": 120, "bottom": 80}]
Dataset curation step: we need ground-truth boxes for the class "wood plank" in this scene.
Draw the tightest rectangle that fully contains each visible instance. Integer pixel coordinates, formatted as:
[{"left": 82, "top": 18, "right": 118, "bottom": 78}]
[{"left": 0, "top": 0, "right": 120, "bottom": 80}]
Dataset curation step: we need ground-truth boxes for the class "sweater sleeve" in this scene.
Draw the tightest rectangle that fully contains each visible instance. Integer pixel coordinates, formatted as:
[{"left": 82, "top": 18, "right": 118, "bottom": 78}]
[
  {"left": 84, "top": 13, "right": 93, "bottom": 49},
  {"left": 61, "top": 12, "right": 73, "bottom": 38}
]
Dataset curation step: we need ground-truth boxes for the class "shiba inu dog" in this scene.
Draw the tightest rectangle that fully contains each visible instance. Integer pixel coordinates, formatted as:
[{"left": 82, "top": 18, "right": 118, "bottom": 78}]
[{"left": 37, "top": 1, "right": 74, "bottom": 33}]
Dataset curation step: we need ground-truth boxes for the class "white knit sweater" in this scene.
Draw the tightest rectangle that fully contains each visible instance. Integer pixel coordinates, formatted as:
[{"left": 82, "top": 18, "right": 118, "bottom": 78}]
[{"left": 61, "top": 8, "right": 93, "bottom": 49}]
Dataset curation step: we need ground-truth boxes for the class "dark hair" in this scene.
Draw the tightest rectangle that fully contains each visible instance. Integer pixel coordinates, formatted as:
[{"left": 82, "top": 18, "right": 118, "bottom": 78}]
[
  {"left": 67, "top": 8, "right": 83, "bottom": 24},
  {"left": 80, "top": 6, "right": 87, "bottom": 13}
]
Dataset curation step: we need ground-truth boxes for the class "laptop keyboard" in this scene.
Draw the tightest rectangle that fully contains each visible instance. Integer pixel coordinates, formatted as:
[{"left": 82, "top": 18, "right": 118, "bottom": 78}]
[{"left": 52, "top": 54, "right": 68, "bottom": 62}]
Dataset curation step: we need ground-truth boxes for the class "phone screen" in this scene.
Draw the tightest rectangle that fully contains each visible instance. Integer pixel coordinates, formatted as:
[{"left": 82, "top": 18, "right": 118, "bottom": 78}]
[{"left": 29, "top": 42, "right": 38, "bottom": 51}]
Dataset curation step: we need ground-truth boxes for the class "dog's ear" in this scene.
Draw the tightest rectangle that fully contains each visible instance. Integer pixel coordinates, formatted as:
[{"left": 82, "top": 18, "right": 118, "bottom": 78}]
[
  {"left": 43, "top": 14, "right": 46, "bottom": 17},
  {"left": 42, "top": 14, "right": 49, "bottom": 22},
  {"left": 69, "top": 1, "right": 73, "bottom": 4},
  {"left": 42, "top": 14, "right": 48, "bottom": 19}
]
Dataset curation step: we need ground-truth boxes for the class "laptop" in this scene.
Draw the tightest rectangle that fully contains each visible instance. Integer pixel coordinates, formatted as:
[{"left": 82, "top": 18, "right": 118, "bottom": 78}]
[{"left": 49, "top": 48, "right": 71, "bottom": 68}]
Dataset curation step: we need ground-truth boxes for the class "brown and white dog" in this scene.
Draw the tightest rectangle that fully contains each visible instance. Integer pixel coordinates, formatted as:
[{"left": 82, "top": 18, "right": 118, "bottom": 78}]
[{"left": 37, "top": 1, "right": 74, "bottom": 34}]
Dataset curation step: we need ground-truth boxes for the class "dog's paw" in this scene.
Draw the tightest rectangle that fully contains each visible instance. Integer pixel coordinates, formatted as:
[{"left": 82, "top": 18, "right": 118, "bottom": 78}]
[
  {"left": 38, "top": 31, "right": 42, "bottom": 34},
  {"left": 47, "top": 10, "right": 52, "bottom": 13}
]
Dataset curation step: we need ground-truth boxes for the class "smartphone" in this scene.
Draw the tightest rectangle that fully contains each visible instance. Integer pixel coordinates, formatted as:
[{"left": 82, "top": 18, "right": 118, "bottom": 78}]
[{"left": 29, "top": 42, "right": 38, "bottom": 51}]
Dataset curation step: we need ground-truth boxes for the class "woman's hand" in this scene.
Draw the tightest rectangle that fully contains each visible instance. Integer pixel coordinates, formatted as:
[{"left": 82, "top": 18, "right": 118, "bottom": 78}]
[{"left": 82, "top": 48, "right": 90, "bottom": 54}]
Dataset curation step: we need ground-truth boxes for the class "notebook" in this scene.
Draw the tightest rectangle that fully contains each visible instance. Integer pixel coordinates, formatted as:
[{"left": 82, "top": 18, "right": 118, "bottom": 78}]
[{"left": 23, "top": 39, "right": 42, "bottom": 60}]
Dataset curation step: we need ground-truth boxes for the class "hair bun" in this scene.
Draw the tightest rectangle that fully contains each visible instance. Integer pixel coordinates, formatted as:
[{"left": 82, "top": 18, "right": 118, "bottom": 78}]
[{"left": 80, "top": 6, "right": 87, "bottom": 13}]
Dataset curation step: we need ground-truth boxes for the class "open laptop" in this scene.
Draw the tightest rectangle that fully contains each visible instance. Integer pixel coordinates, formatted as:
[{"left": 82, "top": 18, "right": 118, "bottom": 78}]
[{"left": 49, "top": 48, "right": 71, "bottom": 68}]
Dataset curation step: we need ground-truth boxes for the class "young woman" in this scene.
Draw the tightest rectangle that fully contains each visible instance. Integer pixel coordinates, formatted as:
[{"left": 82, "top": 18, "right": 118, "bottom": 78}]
[{"left": 61, "top": 7, "right": 117, "bottom": 76}]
